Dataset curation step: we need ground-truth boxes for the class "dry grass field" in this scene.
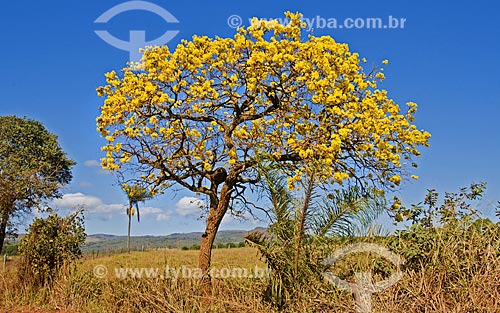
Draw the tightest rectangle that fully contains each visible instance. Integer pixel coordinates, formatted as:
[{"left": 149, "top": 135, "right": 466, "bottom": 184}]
[{"left": 2, "top": 240, "right": 500, "bottom": 312}]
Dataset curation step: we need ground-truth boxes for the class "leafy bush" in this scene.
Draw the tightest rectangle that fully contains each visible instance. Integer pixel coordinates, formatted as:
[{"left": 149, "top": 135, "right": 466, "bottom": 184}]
[
  {"left": 1, "top": 242, "right": 18, "bottom": 255},
  {"left": 388, "top": 183, "right": 500, "bottom": 294},
  {"left": 189, "top": 244, "right": 200, "bottom": 250},
  {"left": 18, "top": 210, "right": 86, "bottom": 286}
]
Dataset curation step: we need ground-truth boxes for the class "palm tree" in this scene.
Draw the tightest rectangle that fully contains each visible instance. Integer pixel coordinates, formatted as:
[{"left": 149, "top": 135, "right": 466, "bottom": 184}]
[
  {"left": 122, "top": 184, "right": 152, "bottom": 253},
  {"left": 245, "top": 169, "right": 387, "bottom": 309}
]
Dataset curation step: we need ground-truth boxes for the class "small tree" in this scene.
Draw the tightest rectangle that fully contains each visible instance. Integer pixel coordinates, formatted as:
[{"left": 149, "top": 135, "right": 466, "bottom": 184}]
[
  {"left": 0, "top": 115, "right": 74, "bottom": 253},
  {"left": 18, "top": 210, "right": 86, "bottom": 286},
  {"left": 96, "top": 12, "right": 430, "bottom": 280}
]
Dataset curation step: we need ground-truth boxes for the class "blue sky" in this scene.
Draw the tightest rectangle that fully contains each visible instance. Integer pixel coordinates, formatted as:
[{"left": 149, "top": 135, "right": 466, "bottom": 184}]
[{"left": 1, "top": 0, "right": 499, "bottom": 235}]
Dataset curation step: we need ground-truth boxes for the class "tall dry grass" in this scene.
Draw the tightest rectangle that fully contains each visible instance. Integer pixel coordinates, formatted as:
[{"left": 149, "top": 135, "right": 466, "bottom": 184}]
[{"left": 2, "top": 231, "right": 500, "bottom": 312}]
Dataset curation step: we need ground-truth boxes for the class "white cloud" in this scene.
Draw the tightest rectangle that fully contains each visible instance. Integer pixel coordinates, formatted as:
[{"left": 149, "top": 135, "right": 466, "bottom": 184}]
[
  {"left": 139, "top": 207, "right": 162, "bottom": 217},
  {"left": 156, "top": 213, "right": 171, "bottom": 221},
  {"left": 79, "top": 181, "right": 93, "bottom": 188},
  {"left": 53, "top": 193, "right": 102, "bottom": 208},
  {"left": 52, "top": 193, "right": 162, "bottom": 219},
  {"left": 95, "top": 203, "right": 124, "bottom": 214},
  {"left": 175, "top": 197, "right": 205, "bottom": 216},
  {"left": 221, "top": 211, "right": 259, "bottom": 226},
  {"left": 95, "top": 214, "right": 113, "bottom": 221},
  {"left": 83, "top": 160, "right": 100, "bottom": 167}
]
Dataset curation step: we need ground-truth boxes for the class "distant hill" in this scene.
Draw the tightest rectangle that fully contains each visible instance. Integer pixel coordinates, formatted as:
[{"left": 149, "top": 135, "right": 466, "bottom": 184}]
[{"left": 82, "top": 227, "right": 266, "bottom": 253}]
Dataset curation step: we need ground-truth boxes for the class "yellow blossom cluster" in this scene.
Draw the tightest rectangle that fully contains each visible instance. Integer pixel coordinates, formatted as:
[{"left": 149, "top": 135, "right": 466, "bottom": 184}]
[{"left": 96, "top": 12, "right": 430, "bottom": 191}]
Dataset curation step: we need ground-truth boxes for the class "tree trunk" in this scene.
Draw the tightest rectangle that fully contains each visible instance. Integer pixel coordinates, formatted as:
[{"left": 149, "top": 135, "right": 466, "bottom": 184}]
[
  {"left": 127, "top": 207, "right": 131, "bottom": 253},
  {"left": 0, "top": 213, "right": 8, "bottom": 254},
  {"left": 294, "top": 177, "right": 314, "bottom": 276},
  {"left": 199, "top": 184, "right": 232, "bottom": 294},
  {"left": 127, "top": 202, "right": 132, "bottom": 253}
]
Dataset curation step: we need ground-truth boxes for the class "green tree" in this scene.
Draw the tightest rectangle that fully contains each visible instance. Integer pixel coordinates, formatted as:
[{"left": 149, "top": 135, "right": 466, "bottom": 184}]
[
  {"left": 0, "top": 115, "right": 75, "bottom": 253},
  {"left": 18, "top": 209, "right": 86, "bottom": 286},
  {"left": 122, "top": 183, "right": 152, "bottom": 253},
  {"left": 96, "top": 13, "right": 429, "bottom": 281}
]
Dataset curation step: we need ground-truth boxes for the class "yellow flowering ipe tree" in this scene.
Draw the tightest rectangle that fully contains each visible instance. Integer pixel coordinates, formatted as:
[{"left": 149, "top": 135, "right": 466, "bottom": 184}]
[{"left": 96, "top": 13, "right": 430, "bottom": 279}]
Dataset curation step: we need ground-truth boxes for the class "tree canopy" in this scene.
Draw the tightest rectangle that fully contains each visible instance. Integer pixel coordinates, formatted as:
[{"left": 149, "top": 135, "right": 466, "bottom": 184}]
[
  {"left": 96, "top": 12, "right": 430, "bottom": 276},
  {"left": 0, "top": 115, "right": 75, "bottom": 252}
]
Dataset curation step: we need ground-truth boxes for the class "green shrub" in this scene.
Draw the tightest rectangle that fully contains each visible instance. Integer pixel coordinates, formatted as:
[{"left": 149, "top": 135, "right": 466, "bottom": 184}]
[
  {"left": 18, "top": 210, "right": 86, "bottom": 286},
  {"left": 1, "top": 242, "right": 18, "bottom": 255},
  {"left": 388, "top": 183, "right": 500, "bottom": 282}
]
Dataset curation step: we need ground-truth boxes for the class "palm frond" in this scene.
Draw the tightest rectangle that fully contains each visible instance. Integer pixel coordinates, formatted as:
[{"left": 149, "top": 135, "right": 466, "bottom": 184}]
[{"left": 314, "top": 187, "right": 386, "bottom": 237}]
